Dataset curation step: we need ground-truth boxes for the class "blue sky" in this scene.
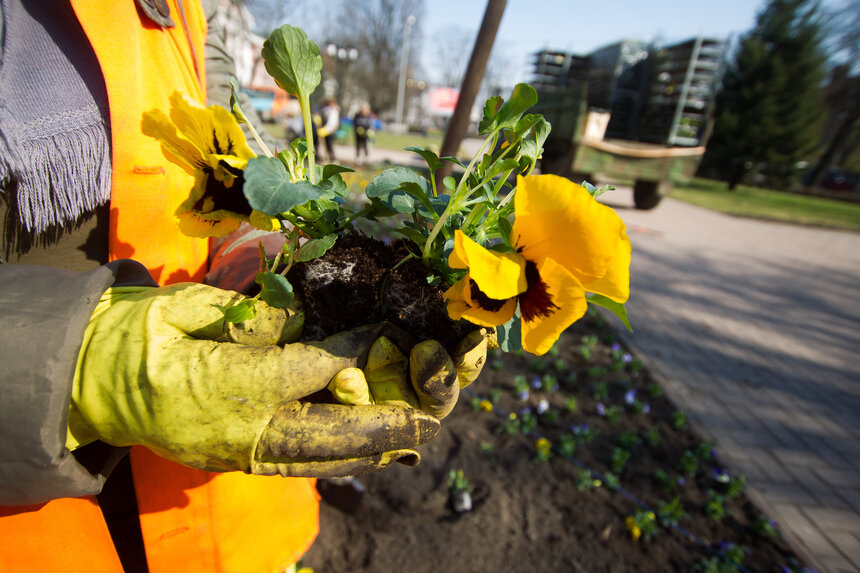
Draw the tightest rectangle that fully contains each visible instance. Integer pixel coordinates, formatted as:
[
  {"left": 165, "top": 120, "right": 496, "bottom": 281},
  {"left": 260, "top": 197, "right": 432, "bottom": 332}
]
[{"left": 420, "top": 0, "right": 767, "bottom": 83}]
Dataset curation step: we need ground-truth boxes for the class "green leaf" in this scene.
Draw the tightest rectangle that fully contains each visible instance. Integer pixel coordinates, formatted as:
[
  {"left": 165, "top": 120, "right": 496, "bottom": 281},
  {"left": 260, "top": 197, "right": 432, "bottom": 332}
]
[
  {"left": 365, "top": 167, "right": 430, "bottom": 214},
  {"left": 244, "top": 156, "right": 328, "bottom": 215},
  {"left": 322, "top": 164, "right": 354, "bottom": 179},
  {"left": 391, "top": 226, "right": 428, "bottom": 248},
  {"left": 365, "top": 167, "right": 428, "bottom": 198},
  {"left": 587, "top": 294, "right": 632, "bottom": 331},
  {"left": 256, "top": 272, "right": 295, "bottom": 308},
  {"left": 497, "top": 308, "right": 523, "bottom": 353},
  {"left": 295, "top": 234, "right": 337, "bottom": 262},
  {"left": 405, "top": 147, "right": 443, "bottom": 171},
  {"left": 290, "top": 137, "right": 308, "bottom": 162},
  {"left": 511, "top": 113, "right": 541, "bottom": 139},
  {"left": 441, "top": 156, "right": 466, "bottom": 168},
  {"left": 313, "top": 198, "right": 341, "bottom": 223},
  {"left": 582, "top": 181, "right": 615, "bottom": 199},
  {"left": 484, "top": 158, "right": 520, "bottom": 181},
  {"left": 215, "top": 299, "right": 257, "bottom": 324},
  {"left": 478, "top": 95, "right": 503, "bottom": 134},
  {"left": 495, "top": 84, "right": 538, "bottom": 132},
  {"left": 261, "top": 25, "right": 322, "bottom": 99},
  {"left": 497, "top": 216, "right": 513, "bottom": 244},
  {"left": 228, "top": 77, "right": 249, "bottom": 124},
  {"left": 320, "top": 173, "right": 348, "bottom": 197},
  {"left": 399, "top": 181, "right": 434, "bottom": 214},
  {"left": 442, "top": 176, "right": 457, "bottom": 192}
]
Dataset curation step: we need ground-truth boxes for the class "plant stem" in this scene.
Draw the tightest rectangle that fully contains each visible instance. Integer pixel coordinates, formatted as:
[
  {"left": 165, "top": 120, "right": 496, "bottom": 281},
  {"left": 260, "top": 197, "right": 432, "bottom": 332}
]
[
  {"left": 300, "top": 95, "right": 317, "bottom": 184},
  {"left": 421, "top": 130, "right": 497, "bottom": 261},
  {"left": 246, "top": 121, "right": 274, "bottom": 158},
  {"left": 341, "top": 204, "right": 376, "bottom": 228}
]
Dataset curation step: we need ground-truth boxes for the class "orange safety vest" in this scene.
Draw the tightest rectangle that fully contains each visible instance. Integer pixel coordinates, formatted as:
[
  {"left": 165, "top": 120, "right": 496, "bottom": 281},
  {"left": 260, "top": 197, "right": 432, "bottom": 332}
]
[{"left": 0, "top": 1, "right": 319, "bottom": 571}]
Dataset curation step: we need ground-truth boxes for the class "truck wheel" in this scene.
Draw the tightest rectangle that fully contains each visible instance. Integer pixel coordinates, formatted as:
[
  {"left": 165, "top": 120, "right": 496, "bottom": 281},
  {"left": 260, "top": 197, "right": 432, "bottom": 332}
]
[{"left": 633, "top": 180, "right": 671, "bottom": 210}]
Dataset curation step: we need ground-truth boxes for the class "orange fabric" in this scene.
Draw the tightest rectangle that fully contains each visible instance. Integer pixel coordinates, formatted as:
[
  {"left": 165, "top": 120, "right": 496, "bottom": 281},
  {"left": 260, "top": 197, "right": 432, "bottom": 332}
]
[
  {"left": 0, "top": 497, "right": 123, "bottom": 572},
  {"left": 0, "top": 2, "right": 319, "bottom": 572},
  {"left": 131, "top": 448, "right": 320, "bottom": 573},
  {"left": 72, "top": 0, "right": 210, "bottom": 285}
]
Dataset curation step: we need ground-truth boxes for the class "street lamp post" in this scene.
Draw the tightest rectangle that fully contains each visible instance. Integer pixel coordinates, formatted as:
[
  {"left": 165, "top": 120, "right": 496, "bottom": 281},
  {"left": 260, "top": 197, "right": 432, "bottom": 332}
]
[
  {"left": 324, "top": 42, "right": 359, "bottom": 112},
  {"left": 394, "top": 14, "right": 416, "bottom": 133}
]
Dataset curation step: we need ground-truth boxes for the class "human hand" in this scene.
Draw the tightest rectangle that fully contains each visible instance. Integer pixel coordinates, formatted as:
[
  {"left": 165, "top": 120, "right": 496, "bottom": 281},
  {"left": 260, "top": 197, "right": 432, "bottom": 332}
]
[{"left": 67, "top": 284, "right": 442, "bottom": 477}]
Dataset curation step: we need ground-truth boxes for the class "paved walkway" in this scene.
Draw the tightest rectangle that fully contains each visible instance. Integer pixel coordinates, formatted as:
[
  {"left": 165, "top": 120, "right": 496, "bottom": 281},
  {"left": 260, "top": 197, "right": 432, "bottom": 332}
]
[{"left": 604, "top": 191, "right": 860, "bottom": 573}]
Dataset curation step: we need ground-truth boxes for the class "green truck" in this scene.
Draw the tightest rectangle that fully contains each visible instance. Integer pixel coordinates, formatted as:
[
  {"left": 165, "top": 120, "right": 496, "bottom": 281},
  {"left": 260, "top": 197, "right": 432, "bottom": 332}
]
[
  {"left": 531, "top": 37, "right": 726, "bottom": 209},
  {"left": 534, "top": 87, "right": 707, "bottom": 210}
]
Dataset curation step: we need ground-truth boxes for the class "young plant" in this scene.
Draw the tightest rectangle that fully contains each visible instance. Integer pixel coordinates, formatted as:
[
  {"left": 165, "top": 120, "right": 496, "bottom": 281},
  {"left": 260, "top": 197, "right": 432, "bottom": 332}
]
[
  {"left": 534, "top": 437, "right": 552, "bottom": 462},
  {"left": 610, "top": 447, "right": 631, "bottom": 473},
  {"left": 657, "top": 496, "right": 689, "bottom": 527},
  {"left": 615, "top": 430, "right": 641, "bottom": 451},
  {"left": 695, "top": 543, "right": 748, "bottom": 573},
  {"left": 653, "top": 469, "right": 676, "bottom": 493},
  {"left": 625, "top": 510, "right": 658, "bottom": 541},
  {"left": 678, "top": 450, "right": 699, "bottom": 478},
  {"left": 751, "top": 516, "right": 779, "bottom": 538},
  {"left": 575, "top": 469, "right": 601, "bottom": 491},
  {"left": 671, "top": 410, "right": 689, "bottom": 430},
  {"left": 643, "top": 428, "right": 661, "bottom": 448},
  {"left": 602, "top": 472, "right": 621, "bottom": 490},
  {"left": 557, "top": 433, "right": 576, "bottom": 458},
  {"left": 447, "top": 468, "right": 473, "bottom": 496},
  {"left": 704, "top": 490, "right": 730, "bottom": 522}
]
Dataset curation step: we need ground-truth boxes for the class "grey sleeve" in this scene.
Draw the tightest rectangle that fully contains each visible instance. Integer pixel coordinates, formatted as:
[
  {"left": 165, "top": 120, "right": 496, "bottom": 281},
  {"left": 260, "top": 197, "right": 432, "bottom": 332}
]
[
  {"left": 201, "top": 0, "right": 277, "bottom": 155},
  {"left": 0, "top": 260, "right": 157, "bottom": 505}
]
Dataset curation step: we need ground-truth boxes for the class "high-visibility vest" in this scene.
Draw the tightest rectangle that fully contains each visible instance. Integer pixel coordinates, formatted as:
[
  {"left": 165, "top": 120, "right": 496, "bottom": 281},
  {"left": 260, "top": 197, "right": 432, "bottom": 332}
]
[{"left": 0, "top": 2, "right": 319, "bottom": 571}]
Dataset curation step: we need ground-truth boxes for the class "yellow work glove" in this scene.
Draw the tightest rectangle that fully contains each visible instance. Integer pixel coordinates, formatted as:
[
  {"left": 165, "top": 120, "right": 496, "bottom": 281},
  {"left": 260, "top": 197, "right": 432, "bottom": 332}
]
[
  {"left": 328, "top": 329, "right": 491, "bottom": 419},
  {"left": 317, "top": 127, "right": 330, "bottom": 138},
  {"left": 67, "top": 284, "right": 447, "bottom": 477}
]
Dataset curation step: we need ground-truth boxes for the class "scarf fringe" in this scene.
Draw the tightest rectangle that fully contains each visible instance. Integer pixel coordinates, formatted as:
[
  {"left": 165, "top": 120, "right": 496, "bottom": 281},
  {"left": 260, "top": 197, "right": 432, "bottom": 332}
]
[{"left": 2, "top": 117, "right": 111, "bottom": 234}]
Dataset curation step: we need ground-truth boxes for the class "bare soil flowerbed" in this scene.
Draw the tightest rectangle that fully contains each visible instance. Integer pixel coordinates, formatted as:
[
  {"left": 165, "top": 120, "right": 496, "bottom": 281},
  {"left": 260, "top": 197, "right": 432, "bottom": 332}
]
[{"left": 303, "top": 311, "right": 810, "bottom": 573}]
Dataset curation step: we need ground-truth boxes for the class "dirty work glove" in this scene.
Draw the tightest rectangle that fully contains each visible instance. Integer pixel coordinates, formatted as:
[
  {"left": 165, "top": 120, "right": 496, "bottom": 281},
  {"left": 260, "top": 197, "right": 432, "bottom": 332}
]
[
  {"left": 67, "top": 284, "right": 442, "bottom": 477},
  {"left": 328, "top": 329, "right": 491, "bottom": 419}
]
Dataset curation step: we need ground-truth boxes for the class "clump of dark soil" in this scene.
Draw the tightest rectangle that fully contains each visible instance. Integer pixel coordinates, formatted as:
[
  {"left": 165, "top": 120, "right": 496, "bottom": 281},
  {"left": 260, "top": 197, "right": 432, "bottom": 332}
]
[
  {"left": 302, "top": 311, "right": 810, "bottom": 573},
  {"left": 288, "top": 232, "right": 473, "bottom": 350}
]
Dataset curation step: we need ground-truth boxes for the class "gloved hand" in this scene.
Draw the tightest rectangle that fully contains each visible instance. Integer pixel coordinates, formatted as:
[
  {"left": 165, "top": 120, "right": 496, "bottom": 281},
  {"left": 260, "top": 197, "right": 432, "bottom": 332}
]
[
  {"left": 328, "top": 329, "right": 491, "bottom": 419},
  {"left": 66, "top": 284, "right": 461, "bottom": 477}
]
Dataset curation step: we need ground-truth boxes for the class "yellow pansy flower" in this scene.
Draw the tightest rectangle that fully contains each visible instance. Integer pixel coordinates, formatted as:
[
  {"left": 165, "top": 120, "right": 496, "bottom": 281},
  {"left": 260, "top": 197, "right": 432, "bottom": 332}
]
[
  {"left": 142, "top": 92, "right": 277, "bottom": 237},
  {"left": 444, "top": 174, "right": 630, "bottom": 355}
]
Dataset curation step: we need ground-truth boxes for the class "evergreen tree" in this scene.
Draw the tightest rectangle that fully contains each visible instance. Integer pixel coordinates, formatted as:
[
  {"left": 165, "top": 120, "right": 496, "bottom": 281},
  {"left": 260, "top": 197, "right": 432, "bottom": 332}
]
[{"left": 702, "top": 0, "right": 827, "bottom": 189}]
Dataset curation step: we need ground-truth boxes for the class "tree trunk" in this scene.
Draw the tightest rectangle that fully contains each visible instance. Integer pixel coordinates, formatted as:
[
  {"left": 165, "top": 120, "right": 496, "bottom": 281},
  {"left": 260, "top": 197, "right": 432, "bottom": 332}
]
[{"left": 434, "top": 0, "right": 507, "bottom": 188}]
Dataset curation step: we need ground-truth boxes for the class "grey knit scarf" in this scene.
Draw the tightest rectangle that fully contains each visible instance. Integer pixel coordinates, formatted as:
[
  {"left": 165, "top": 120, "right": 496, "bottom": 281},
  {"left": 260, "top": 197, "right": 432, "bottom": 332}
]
[{"left": 0, "top": 0, "right": 112, "bottom": 235}]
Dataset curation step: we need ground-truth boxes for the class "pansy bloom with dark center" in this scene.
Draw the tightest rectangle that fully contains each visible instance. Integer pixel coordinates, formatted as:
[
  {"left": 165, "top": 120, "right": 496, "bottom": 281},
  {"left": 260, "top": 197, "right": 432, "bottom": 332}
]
[
  {"left": 444, "top": 174, "right": 630, "bottom": 355},
  {"left": 143, "top": 92, "right": 276, "bottom": 237}
]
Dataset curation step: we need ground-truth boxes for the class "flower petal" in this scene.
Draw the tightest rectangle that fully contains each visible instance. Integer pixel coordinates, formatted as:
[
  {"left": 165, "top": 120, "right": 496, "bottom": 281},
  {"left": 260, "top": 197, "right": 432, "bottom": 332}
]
[
  {"left": 168, "top": 92, "right": 255, "bottom": 160},
  {"left": 448, "top": 230, "right": 527, "bottom": 300},
  {"left": 141, "top": 108, "right": 205, "bottom": 175},
  {"left": 177, "top": 211, "right": 241, "bottom": 238},
  {"left": 520, "top": 256, "right": 587, "bottom": 356},
  {"left": 513, "top": 174, "right": 626, "bottom": 286},
  {"left": 444, "top": 276, "right": 517, "bottom": 327},
  {"left": 584, "top": 226, "right": 631, "bottom": 303}
]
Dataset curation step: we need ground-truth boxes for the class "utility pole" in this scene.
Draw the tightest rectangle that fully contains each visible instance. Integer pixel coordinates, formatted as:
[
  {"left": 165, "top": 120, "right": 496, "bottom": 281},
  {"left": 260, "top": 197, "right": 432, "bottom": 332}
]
[{"left": 436, "top": 0, "right": 507, "bottom": 182}]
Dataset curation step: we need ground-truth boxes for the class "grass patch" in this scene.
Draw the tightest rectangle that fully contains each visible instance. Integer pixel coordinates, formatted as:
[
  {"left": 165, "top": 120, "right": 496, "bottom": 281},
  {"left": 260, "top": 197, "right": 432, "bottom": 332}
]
[
  {"left": 673, "top": 178, "right": 860, "bottom": 231},
  {"left": 371, "top": 130, "right": 444, "bottom": 152}
]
